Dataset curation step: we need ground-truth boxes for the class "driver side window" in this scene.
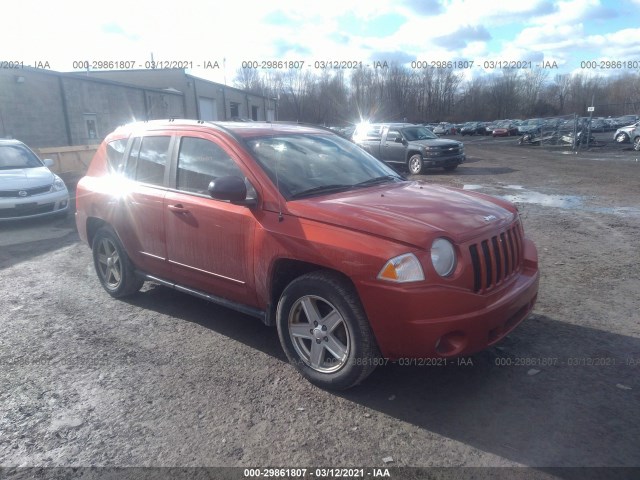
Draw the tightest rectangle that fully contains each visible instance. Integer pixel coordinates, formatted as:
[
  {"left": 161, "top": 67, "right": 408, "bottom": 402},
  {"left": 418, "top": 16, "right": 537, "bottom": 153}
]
[
  {"left": 176, "top": 137, "right": 256, "bottom": 199},
  {"left": 387, "top": 129, "right": 401, "bottom": 142}
]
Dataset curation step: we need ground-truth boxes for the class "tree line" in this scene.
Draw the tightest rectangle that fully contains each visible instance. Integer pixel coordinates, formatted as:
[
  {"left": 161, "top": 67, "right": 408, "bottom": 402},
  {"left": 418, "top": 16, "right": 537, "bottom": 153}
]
[{"left": 233, "top": 65, "right": 640, "bottom": 125}]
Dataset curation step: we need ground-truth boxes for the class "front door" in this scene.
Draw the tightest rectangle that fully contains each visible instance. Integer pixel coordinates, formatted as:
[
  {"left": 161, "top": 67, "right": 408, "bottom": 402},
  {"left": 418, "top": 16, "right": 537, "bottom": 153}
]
[{"left": 163, "top": 133, "right": 259, "bottom": 306}]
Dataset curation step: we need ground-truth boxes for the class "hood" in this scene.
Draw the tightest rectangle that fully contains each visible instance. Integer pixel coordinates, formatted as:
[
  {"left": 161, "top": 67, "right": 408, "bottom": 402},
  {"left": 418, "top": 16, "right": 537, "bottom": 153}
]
[
  {"left": 408, "top": 138, "right": 463, "bottom": 149},
  {"left": 286, "top": 181, "right": 517, "bottom": 248},
  {"left": 0, "top": 167, "right": 54, "bottom": 190}
]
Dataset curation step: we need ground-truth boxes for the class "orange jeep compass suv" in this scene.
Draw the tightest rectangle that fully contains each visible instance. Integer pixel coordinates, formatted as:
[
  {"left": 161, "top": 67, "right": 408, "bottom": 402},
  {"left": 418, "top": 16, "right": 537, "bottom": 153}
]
[{"left": 76, "top": 120, "right": 539, "bottom": 389}]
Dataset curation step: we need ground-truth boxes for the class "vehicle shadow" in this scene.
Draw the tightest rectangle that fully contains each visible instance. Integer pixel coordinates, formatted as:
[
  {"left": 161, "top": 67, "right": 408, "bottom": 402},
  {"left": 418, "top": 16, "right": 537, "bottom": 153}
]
[
  {"left": 0, "top": 210, "right": 79, "bottom": 270},
  {"left": 341, "top": 314, "right": 640, "bottom": 471},
  {"left": 426, "top": 166, "right": 518, "bottom": 176},
  {"left": 123, "top": 286, "right": 639, "bottom": 472}
]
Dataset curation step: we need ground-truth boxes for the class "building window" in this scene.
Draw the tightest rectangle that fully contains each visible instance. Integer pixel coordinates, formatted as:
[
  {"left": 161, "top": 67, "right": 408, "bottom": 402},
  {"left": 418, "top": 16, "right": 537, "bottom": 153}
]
[
  {"left": 230, "top": 102, "right": 240, "bottom": 119},
  {"left": 251, "top": 106, "right": 258, "bottom": 121}
]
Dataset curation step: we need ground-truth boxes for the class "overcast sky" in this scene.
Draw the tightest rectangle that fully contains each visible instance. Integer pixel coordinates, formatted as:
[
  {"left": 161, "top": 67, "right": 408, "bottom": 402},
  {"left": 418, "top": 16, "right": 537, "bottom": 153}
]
[{"left": 3, "top": 0, "right": 639, "bottom": 84}]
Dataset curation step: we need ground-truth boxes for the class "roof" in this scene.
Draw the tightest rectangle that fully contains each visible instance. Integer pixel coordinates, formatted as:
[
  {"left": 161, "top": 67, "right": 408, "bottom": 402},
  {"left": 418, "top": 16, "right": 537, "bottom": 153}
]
[{"left": 109, "top": 119, "right": 331, "bottom": 139}]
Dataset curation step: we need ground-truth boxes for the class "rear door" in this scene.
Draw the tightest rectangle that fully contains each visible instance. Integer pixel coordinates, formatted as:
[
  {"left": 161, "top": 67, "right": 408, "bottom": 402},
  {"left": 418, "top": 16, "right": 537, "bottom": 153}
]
[
  {"left": 163, "top": 132, "right": 259, "bottom": 306},
  {"left": 116, "top": 134, "right": 173, "bottom": 278}
]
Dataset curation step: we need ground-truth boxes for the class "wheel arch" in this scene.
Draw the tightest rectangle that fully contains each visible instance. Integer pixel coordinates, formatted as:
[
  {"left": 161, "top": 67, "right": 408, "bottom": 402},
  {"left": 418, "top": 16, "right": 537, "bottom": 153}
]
[
  {"left": 405, "top": 150, "right": 423, "bottom": 162},
  {"left": 86, "top": 217, "right": 110, "bottom": 247},
  {"left": 264, "top": 258, "right": 356, "bottom": 327}
]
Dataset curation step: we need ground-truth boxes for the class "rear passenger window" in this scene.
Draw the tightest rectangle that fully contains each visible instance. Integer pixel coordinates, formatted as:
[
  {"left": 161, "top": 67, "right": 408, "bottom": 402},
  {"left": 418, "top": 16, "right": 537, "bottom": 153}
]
[
  {"left": 125, "top": 136, "right": 171, "bottom": 186},
  {"left": 106, "top": 139, "right": 128, "bottom": 173},
  {"left": 177, "top": 137, "right": 251, "bottom": 196}
]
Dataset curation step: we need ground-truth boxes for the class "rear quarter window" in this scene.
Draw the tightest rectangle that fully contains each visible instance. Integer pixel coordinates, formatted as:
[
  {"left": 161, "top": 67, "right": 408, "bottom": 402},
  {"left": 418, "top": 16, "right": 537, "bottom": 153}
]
[{"left": 106, "top": 139, "right": 128, "bottom": 173}]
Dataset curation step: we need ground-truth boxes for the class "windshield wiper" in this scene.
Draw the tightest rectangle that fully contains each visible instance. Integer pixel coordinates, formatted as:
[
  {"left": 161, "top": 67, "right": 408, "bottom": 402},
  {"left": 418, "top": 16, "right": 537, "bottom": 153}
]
[
  {"left": 290, "top": 184, "right": 352, "bottom": 199},
  {"left": 352, "top": 175, "right": 402, "bottom": 188}
]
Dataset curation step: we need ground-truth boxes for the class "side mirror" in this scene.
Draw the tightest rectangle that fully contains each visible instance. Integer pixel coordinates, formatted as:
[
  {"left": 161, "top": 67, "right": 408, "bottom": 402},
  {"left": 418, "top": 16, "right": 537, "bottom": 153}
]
[
  {"left": 208, "top": 175, "right": 256, "bottom": 206},
  {"left": 43, "top": 158, "right": 54, "bottom": 167},
  {"left": 394, "top": 136, "right": 403, "bottom": 143}
]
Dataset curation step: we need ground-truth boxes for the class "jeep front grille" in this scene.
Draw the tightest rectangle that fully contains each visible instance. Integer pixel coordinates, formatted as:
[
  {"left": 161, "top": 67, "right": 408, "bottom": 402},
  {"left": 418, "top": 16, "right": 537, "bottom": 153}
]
[{"left": 469, "top": 223, "right": 523, "bottom": 293}]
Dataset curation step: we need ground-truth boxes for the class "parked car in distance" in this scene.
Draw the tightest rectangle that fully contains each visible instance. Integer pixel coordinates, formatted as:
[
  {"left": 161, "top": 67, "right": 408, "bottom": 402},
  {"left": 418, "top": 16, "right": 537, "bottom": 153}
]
[
  {"left": 518, "top": 119, "right": 543, "bottom": 135},
  {"left": 460, "top": 122, "right": 480, "bottom": 136},
  {"left": 632, "top": 126, "right": 640, "bottom": 151},
  {"left": 75, "top": 120, "right": 539, "bottom": 390},
  {"left": 352, "top": 122, "right": 465, "bottom": 174},
  {"left": 614, "top": 121, "right": 640, "bottom": 143},
  {"left": 492, "top": 121, "right": 519, "bottom": 137},
  {"left": 0, "top": 139, "right": 69, "bottom": 221},
  {"left": 433, "top": 122, "right": 455, "bottom": 135}
]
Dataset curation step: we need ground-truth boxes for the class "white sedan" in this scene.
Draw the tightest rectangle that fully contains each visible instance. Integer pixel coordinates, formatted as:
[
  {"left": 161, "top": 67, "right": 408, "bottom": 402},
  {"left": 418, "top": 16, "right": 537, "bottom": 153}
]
[{"left": 0, "top": 140, "right": 69, "bottom": 221}]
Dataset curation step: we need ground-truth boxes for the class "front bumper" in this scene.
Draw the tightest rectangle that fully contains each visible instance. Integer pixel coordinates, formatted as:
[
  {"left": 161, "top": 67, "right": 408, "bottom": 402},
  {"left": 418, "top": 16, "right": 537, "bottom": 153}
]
[
  {"left": 357, "top": 241, "right": 539, "bottom": 359},
  {"left": 422, "top": 154, "right": 465, "bottom": 168},
  {"left": 0, "top": 190, "right": 69, "bottom": 221}
]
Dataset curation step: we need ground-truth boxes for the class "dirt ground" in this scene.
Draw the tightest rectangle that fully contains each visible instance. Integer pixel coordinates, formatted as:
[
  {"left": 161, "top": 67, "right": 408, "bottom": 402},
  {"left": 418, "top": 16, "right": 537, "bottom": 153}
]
[{"left": 0, "top": 134, "right": 639, "bottom": 479}]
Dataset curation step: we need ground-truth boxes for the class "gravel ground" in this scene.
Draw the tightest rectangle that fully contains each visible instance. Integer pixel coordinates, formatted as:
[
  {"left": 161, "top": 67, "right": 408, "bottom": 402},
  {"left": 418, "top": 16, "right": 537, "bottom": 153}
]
[{"left": 1, "top": 135, "right": 639, "bottom": 479}]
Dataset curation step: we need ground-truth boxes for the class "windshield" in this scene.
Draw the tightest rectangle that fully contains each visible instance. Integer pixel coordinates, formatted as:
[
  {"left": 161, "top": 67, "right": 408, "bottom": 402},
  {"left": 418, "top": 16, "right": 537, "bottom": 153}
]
[
  {"left": 0, "top": 144, "right": 43, "bottom": 170},
  {"left": 401, "top": 126, "right": 437, "bottom": 141},
  {"left": 245, "top": 133, "right": 403, "bottom": 199}
]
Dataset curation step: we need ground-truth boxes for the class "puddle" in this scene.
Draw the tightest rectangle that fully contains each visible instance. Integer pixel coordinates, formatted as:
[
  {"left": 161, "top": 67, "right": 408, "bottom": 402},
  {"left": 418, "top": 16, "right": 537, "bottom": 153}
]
[
  {"left": 590, "top": 206, "right": 640, "bottom": 215},
  {"left": 501, "top": 192, "right": 583, "bottom": 209},
  {"left": 461, "top": 184, "right": 640, "bottom": 216}
]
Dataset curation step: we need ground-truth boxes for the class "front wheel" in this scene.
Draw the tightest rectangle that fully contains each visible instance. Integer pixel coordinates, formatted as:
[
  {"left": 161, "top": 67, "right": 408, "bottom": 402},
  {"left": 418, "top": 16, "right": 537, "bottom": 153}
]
[
  {"left": 276, "top": 271, "right": 380, "bottom": 390},
  {"left": 92, "top": 227, "right": 143, "bottom": 298},
  {"left": 407, "top": 154, "right": 424, "bottom": 175},
  {"left": 634, "top": 136, "right": 640, "bottom": 151},
  {"left": 615, "top": 133, "right": 628, "bottom": 143}
]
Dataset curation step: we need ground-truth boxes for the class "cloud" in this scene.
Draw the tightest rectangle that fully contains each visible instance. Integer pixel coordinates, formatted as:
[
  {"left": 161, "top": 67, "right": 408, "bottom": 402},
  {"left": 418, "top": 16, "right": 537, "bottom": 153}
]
[
  {"left": 581, "top": 4, "right": 618, "bottom": 20},
  {"left": 336, "top": 12, "right": 406, "bottom": 37},
  {"left": 370, "top": 51, "right": 416, "bottom": 65},
  {"left": 273, "top": 40, "right": 312, "bottom": 57},
  {"left": 433, "top": 25, "right": 492, "bottom": 49},
  {"left": 263, "top": 11, "right": 297, "bottom": 26},
  {"left": 401, "top": 0, "right": 444, "bottom": 16}
]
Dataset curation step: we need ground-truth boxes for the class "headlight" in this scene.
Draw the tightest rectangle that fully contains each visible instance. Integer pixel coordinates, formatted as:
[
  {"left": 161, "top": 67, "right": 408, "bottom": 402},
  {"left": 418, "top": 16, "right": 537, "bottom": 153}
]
[
  {"left": 431, "top": 238, "right": 456, "bottom": 277},
  {"left": 50, "top": 175, "right": 67, "bottom": 192},
  {"left": 377, "top": 253, "right": 425, "bottom": 283}
]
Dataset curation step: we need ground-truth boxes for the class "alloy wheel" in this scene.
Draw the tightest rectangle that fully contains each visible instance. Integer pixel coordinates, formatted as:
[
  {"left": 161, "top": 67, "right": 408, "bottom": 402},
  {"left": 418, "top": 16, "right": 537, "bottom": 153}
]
[{"left": 288, "top": 295, "right": 351, "bottom": 373}]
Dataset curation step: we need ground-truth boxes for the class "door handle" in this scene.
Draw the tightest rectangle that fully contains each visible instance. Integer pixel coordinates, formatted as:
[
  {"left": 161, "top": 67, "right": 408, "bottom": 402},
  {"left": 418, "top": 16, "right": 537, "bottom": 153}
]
[{"left": 167, "top": 204, "right": 189, "bottom": 214}]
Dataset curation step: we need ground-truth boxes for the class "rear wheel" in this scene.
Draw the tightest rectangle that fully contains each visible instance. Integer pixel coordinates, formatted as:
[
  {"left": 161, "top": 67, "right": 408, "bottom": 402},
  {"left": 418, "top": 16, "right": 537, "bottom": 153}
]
[
  {"left": 634, "top": 136, "right": 640, "bottom": 151},
  {"left": 276, "top": 271, "right": 380, "bottom": 390},
  {"left": 407, "top": 154, "right": 424, "bottom": 175},
  {"left": 92, "top": 227, "right": 143, "bottom": 298}
]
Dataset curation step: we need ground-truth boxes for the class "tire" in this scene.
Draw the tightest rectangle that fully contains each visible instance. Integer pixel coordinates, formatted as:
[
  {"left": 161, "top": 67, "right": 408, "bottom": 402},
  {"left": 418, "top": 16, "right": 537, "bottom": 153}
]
[
  {"left": 407, "top": 154, "right": 424, "bottom": 175},
  {"left": 92, "top": 227, "right": 143, "bottom": 298},
  {"left": 276, "top": 271, "right": 380, "bottom": 390},
  {"left": 616, "top": 133, "right": 629, "bottom": 143},
  {"left": 634, "top": 136, "right": 640, "bottom": 151},
  {"left": 444, "top": 165, "right": 458, "bottom": 171}
]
